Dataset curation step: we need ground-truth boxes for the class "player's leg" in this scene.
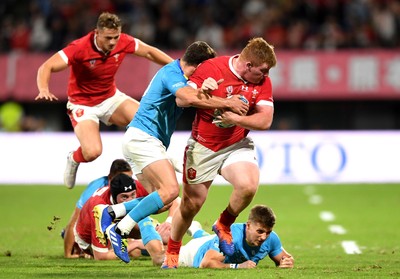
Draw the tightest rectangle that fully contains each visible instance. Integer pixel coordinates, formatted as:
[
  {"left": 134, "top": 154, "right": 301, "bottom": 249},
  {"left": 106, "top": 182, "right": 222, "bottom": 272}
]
[
  {"left": 64, "top": 117, "right": 101, "bottom": 188},
  {"left": 117, "top": 159, "right": 180, "bottom": 235},
  {"left": 215, "top": 144, "right": 260, "bottom": 255},
  {"left": 171, "top": 181, "right": 210, "bottom": 245},
  {"left": 163, "top": 181, "right": 210, "bottom": 268},
  {"left": 108, "top": 97, "right": 139, "bottom": 126},
  {"left": 220, "top": 160, "right": 259, "bottom": 216},
  {"left": 64, "top": 101, "right": 103, "bottom": 188},
  {"left": 214, "top": 138, "right": 259, "bottom": 255}
]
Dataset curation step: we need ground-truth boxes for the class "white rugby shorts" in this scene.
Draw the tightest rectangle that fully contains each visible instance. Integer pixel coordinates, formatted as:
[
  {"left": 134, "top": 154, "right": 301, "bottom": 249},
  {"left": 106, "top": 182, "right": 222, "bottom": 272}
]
[
  {"left": 122, "top": 127, "right": 169, "bottom": 175},
  {"left": 67, "top": 89, "right": 130, "bottom": 126},
  {"left": 184, "top": 136, "right": 258, "bottom": 184}
]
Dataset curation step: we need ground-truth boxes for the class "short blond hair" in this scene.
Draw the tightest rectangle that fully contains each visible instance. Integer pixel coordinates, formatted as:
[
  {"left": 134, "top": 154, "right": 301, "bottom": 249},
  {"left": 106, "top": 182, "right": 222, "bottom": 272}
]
[
  {"left": 97, "top": 12, "right": 122, "bottom": 30},
  {"left": 240, "top": 37, "right": 277, "bottom": 68}
]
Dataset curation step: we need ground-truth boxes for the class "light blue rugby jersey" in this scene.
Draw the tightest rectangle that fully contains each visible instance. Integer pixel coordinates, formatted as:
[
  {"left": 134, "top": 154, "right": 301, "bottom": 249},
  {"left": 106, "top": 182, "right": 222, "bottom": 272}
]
[
  {"left": 192, "top": 223, "right": 283, "bottom": 267},
  {"left": 76, "top": 176, "right": 108, "bottom": 209},
  {"left": 128, "top": 59, "right": 187, "bottom": 148}
]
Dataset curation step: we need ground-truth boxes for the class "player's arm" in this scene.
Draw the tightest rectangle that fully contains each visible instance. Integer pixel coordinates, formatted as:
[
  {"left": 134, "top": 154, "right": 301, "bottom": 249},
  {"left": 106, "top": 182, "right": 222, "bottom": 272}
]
[
  {"left": 36, "top": 52, "right": 68, "bottom": 101},
  {"left": 63, "top": 207, "right": 81, "bottom": 258},
  {"left": 134, "top": 39, "right": 174, "bottom": 66},
  {"left": 92, "top": 239, "right": 143, "bottom": 261},
  {"left": 217, "top": 104, "right": 274, "bottom": 130},
  {"left": 270, "top": 248, "right": 294, "bottom": 268},
  {"left": 175, "top": 78, "right": 248, "bottom": 115},
  {"left": 199, "top": 250, "right": 256, "bottom": 269}
]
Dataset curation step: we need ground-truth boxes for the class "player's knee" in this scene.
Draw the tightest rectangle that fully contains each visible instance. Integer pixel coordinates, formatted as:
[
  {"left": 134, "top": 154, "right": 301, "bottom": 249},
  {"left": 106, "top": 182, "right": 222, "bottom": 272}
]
[{"left": 82, "top": 147, "right": 102, "bottom": 161}]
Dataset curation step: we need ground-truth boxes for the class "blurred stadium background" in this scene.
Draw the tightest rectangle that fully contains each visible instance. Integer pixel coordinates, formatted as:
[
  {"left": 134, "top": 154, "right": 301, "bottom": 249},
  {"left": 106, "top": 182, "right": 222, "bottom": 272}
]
[{"left": 0, "top": 0, "right": 400, "bottom": 185}]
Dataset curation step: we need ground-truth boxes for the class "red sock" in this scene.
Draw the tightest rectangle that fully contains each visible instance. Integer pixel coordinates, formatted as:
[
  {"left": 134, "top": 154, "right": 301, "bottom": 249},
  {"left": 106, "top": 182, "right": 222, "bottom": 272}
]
[
  {"left": 219, "top": 207, "right": 237, "bottom": 227},
  {"left": 166, "top": 238, "right": 182, "bottom": 255},
  {"left": 72, "top": 147, "right": 88, "bottom": 163}
]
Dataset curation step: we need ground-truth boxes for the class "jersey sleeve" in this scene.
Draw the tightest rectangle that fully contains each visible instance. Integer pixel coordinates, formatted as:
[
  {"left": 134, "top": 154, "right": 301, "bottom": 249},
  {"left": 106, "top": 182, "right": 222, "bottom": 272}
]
[
  {"left": 189, "top": 59, "right": 222, "bottom": 88},
  {"left": 266, "top": 232, "right": 283, "bottom": 258},
  {"left": 256, "top": 76, "right": 274, "bottom": 106},
  {"left": 163, "top": 67, "right": 187, "bottom": 95}
]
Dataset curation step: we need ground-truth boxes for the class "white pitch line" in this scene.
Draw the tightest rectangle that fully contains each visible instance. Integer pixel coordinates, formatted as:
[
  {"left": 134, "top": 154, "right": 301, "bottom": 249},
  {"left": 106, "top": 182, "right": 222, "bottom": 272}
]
[
  {"left": 341, "top": 241, "right": 362, "bottom": 254},
  {"left": 329, "top": 224, "right": 347, "bottom": 235},
  {"left": 320, "top": 211, "right": 335, "bottom": 222},
  {"left": 309, "top": 194, "right": 323, "bottom": 204}
]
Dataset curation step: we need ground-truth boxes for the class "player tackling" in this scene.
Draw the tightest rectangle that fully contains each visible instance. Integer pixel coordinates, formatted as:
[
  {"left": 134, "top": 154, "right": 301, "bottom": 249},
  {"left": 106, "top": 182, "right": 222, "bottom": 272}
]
[{"left": 163, "top": 37, "right": 277, "bottom": 268}]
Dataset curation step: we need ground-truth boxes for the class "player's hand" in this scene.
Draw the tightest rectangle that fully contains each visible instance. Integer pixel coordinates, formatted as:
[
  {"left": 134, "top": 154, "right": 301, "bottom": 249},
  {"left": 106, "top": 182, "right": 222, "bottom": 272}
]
[
  {"left": 213, "top": 110, "right": 239, "bottom": 127},
  {"left": 35, "top": 90, "right": 59, "bottom": 101},
  {"left": 200, "top": 78, "right": 223, "bottom": 94},
  {"left": 278, "top": 256, "right": 294, "bottom": 268},
  {"left": 156, "top": 222, "right": 171, "bottom": 244},
  {"left": 237, "top": 260, "right": 257, "bottom": 269},
  {"left": 227, "top": 94, "right": 249, "bottom": 115}
]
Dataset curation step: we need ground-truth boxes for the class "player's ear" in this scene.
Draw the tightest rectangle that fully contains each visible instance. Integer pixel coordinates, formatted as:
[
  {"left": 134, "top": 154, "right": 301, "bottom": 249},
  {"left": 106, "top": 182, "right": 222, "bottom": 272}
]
[{"left": 246, "top": 62, "right": 252, "bottom": 70}]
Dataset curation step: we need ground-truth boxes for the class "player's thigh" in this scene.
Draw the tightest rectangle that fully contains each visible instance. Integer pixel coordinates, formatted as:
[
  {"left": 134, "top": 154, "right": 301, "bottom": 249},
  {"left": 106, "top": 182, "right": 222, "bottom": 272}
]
[
  {"left": 109, "top": 97, "right": 139, "bottom": 126},
  {"left": 74, "top": 120, "right": 102, "bottom": 152},
  {"left": 122, "top": 127, "right": 168, "bottom": 175},
  {"left": 220, "top": 140, "right": 260, "bottom": 189},
  {"left": 182, "top": 181, "right": 211, "bottom": 211}
]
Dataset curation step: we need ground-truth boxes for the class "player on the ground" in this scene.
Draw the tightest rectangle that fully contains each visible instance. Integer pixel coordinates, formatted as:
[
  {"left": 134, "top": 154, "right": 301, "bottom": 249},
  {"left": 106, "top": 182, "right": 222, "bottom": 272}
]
[
  {"left": 75, "top": 173, "right": 170, "bottom": 264},
  {"left": 35, "top": 12, "right": 173, "bottom": 189},
  {"left": 63, "top": 159, "right": 178, "bottom": 259},
  {"left": 93, "top": 41, "right": 249, "bottom": 264},
  {"left": 164, "top": 37, "right": 277, "bottom": 268},
  {"left": 179, "top": 205, "right": 294, "bottom": 269}
]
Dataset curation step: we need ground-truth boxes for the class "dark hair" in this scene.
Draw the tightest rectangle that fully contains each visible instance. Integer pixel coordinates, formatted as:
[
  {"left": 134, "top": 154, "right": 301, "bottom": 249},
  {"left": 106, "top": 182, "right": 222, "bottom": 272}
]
[
  {"left": 110, "top": 173, "right": 136, "bottom": 204},
  {"left": 108, "top": 159, "right": 131, "bottom": 180},
  {"left": 97, "top": 12, "right": 122, "bottom": 30},
  {"left": 182, "top": 41, "right": 217, "bottom": 66},
  {"left": 248, "top": 205, "right": 276, "bottom": 228}
]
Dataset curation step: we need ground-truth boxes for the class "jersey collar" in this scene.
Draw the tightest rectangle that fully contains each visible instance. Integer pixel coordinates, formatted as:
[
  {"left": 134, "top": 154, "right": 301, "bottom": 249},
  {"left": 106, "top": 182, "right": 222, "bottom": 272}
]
[{"left": 229, "top": 55, "right": 247, "bottom": 84}]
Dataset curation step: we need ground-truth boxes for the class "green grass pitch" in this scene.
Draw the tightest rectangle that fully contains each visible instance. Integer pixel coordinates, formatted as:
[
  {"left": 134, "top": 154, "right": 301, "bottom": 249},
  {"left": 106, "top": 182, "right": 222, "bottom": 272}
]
[{"left": 0, "top": 183, "right": 399, "bottom": 278}]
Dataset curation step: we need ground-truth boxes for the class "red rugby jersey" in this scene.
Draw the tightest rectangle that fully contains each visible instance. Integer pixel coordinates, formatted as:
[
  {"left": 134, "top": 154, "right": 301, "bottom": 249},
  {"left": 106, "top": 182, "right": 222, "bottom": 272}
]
[
  {"left": 60, "top": 31, "right": 137, "bottom": 106},
  {"left": 188, "top": 55, "right": 274, "bottom": 152}
]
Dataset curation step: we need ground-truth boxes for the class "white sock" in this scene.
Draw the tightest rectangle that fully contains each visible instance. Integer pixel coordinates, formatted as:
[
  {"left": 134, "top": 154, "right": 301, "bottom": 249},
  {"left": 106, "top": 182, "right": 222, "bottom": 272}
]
[
  {"left": 117, "top": 215, "right": 136, "bottom": 236},
  {"left": 113, "top": 203, "right": 127, "bottom": 219}
]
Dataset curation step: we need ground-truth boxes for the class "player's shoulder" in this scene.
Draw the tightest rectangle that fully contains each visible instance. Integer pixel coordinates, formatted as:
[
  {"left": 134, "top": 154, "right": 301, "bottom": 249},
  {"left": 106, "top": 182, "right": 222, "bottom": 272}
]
[
  {"left": 201, "top": 55, "right": 229, "bottom": 67},
  {"left": 68, "top": 32, "right": 92, "bottom": 47},
  {"left": 159, "top": 60, "right": 182, "bottom": 78},
  {"left": 119, "top": 33, "right": 136, "bottom": 45}
]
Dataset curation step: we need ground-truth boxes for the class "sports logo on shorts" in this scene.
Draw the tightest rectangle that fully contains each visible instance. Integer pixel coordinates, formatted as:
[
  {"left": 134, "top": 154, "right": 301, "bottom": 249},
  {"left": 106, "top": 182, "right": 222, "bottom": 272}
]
[
  {"left": 75, "top": 108, "right": 84, "bottom": 118},
  {"left": 187, "top": 167, "right": 197, "bottom": 180}
]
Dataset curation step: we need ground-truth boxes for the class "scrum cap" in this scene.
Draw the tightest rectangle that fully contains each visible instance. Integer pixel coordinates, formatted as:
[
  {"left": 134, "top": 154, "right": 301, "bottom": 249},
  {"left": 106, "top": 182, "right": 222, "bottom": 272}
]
[{"left": 110, "top": 173, "right": 136, "bottom": 203}]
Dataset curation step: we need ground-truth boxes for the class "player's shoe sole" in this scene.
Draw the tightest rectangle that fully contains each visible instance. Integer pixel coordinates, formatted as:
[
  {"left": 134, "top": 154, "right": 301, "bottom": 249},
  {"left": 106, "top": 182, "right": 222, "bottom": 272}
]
[
  {"left": 212, "top": 221, "right": 234, "bottom": 256},
  {"left": 93, "top": 204, "right": 112, "bottom": 245}
]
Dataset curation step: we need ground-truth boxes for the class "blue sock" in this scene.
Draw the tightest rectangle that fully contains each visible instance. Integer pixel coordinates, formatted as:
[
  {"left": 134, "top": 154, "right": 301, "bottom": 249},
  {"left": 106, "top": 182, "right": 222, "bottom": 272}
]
[
  {"left": 122, "top": 197, "right": 143, "bottom": 211},
  {"left": 127, "top": 191, "right": 164, "bottom": 223}
]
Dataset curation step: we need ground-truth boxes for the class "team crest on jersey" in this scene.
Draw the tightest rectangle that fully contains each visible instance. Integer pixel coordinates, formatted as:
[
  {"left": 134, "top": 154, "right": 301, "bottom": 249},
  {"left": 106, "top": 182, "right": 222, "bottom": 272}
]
[
  {"left": 75, "top": 108, "right": 84, "bottom": 118},
  {"left": 89, "top": 60, "right": 96, "bottom": 68},
  {"left": 187, "top": 167, "right": 197, "bottom": 180},
  {"left": 114, "top": 54, "right": 120, "bottom": 62},
  {"left": 226, "top": 85, "right": 233, "bottom": 97},
  {"left": 252, "top": 88, "right": 259, "bottom": 99}
]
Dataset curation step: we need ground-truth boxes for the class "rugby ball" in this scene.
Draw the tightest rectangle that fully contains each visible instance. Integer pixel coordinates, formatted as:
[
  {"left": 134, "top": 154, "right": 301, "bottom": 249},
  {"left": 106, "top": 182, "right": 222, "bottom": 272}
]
[{"left": 213, "top": 95, "right": 248, "bottom": 128}]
